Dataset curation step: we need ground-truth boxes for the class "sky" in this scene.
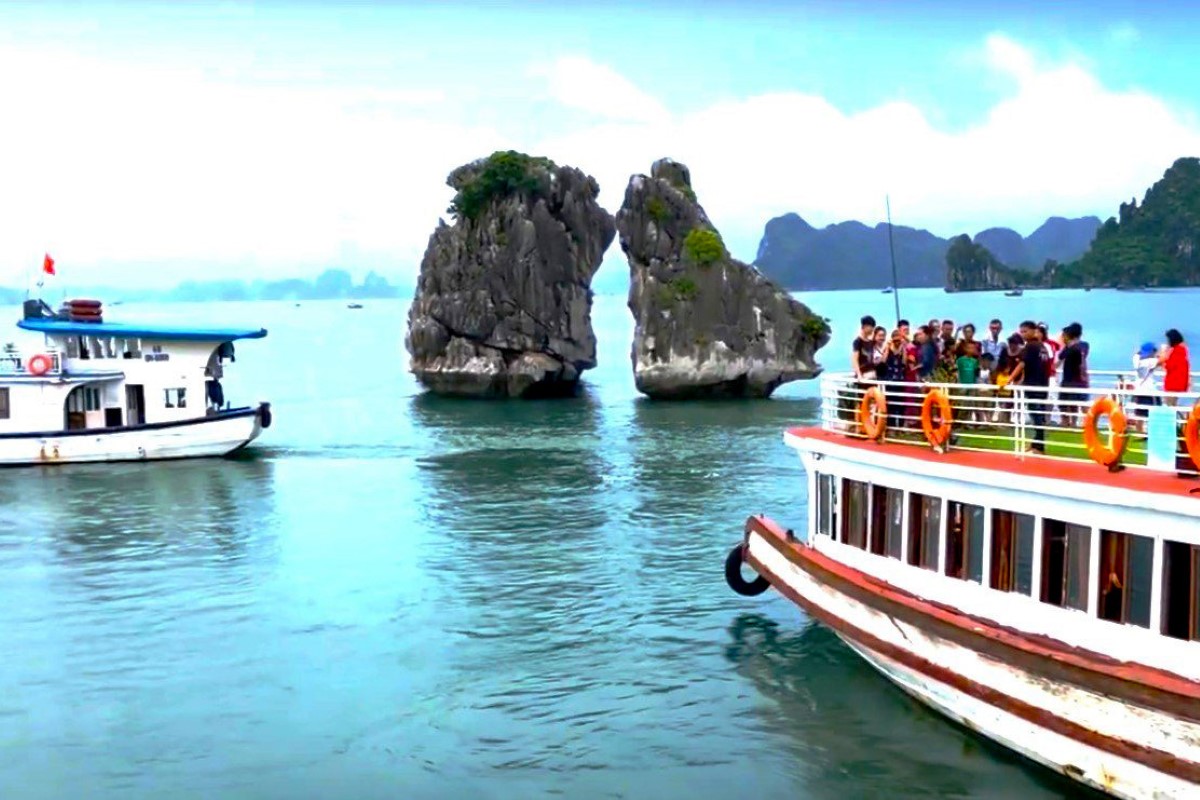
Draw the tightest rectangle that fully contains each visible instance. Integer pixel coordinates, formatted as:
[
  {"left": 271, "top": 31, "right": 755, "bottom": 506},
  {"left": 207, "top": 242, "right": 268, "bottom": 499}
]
[{"left": 1, "top": 1, "right": 1199, "bottom": 290}]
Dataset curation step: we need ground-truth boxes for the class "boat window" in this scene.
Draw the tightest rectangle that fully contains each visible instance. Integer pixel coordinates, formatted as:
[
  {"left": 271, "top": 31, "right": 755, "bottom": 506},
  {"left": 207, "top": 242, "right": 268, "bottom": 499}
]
[
  {"left": 991, "top": 510, "right": 1034, "bottom": 595},
  {"left": 841, "top": 479, "right": 868, "bottom": 549},
  {"left": 907, "top": 493, "right": 941, "bottom": 571},
  {"left": 1163, "top": 541, "right": 1200, "bottom": 641},
  {"left": 815, "top": 474, "right": 836, "bottom": 537},
  {"left": 164, "top": 388, "right": 187, "bottom": 409},
  {"left": 946, "top": 502, "right": 985, "bottom": 583},
  {"left": 869, "top": 485, "right": 903, "bottom": 560},
  {"left": 1097, "top": 530, "right": 1152, "bottom": 628},
  {"left": 65, "top": 338, "right": 80, "bottom": 359},
  {"left": 67, "top": 387, "right": 101, "bottom": 414},
  {"left": 0, "top": 387, "right": 8, "bottom": 419},
  {"left": 1042, "top": 520, "right": 1091, "bottom": 612}
]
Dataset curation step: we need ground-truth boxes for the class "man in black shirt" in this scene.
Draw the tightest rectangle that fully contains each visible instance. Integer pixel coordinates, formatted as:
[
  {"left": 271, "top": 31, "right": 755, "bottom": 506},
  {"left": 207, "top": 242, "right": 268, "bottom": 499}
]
[{"left": 1007, "top": 319, "right": 1048, "bottom": 452}]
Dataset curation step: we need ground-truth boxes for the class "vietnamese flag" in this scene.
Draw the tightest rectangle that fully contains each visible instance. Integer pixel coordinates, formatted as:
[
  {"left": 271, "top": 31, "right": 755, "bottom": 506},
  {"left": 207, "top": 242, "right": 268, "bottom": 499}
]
[{"left": 43, "top": 254, "right": 54, "bottom": 276}]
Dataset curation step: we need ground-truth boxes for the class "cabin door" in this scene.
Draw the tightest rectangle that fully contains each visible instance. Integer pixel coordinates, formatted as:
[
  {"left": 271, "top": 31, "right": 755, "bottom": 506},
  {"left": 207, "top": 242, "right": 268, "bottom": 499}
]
[{"left": 125, "top": 385, "right": 145, "bottom": 426}]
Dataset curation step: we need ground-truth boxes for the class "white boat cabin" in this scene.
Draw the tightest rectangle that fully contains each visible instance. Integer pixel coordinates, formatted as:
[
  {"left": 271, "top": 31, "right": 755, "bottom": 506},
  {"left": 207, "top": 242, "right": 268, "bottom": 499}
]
[{"left": 0, "top": 300, "right": 266, "bottom": 436}]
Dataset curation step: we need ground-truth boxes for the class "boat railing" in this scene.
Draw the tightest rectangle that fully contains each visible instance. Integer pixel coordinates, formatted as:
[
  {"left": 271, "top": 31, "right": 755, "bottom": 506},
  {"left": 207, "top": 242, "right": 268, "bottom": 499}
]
[
  {"left": 819, "top": 372, "right": 1200, "bottom": 476},
  {"left": 0, "top": 351, "right": 62, "bottom": 376}
]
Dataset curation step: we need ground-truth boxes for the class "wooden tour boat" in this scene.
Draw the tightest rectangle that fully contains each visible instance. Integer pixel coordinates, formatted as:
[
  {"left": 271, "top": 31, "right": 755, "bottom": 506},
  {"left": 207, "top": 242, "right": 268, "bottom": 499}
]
[{"left": 726, "top": 372, "right": 1200, "bottom": 799}]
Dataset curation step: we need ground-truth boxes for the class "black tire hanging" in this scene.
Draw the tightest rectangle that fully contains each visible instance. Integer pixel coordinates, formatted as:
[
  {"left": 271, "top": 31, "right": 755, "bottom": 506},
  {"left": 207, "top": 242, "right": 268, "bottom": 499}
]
[{"left": 724, "top": 543, "right": 770, "bottom": 597}]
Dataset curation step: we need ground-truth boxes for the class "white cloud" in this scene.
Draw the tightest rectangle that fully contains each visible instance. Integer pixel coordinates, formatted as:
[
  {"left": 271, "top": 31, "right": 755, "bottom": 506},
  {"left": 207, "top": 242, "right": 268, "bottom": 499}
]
[
  {"left": 527, "top": 56, "right": 669, "bottom": 125},
  {"left": 0, "top": 35, "right": 1197, "bottom": 288},
  {"left": 530, "top": 37, "right": 1200, "bottom": 260}
]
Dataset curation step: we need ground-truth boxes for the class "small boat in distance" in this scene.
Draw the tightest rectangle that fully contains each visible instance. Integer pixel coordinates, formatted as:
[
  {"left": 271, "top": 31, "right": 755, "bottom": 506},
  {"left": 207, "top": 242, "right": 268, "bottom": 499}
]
[
  {"left": 0, "top": 297, "right": 271, "bottom": 466},
  {"left": 881, "top": 286, "right": 894, "bottom": 294},
  {"left": 347, "top": 302, "right": 364, "bottom": 309},
  {"left": 726, "top": 372, "right": 1200, "bottom": 798},
  {"left": 1004, "top": 288, "right": 1024, "bottom": 297}
]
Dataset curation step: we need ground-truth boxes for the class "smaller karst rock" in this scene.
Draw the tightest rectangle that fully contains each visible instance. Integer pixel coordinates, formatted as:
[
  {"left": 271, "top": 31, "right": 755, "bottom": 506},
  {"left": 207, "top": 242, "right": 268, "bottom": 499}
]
[
  {"left": 405, "top": 151, "right": 616, "bottom": 397},
  {"left": 616, "top": 158, "right": 829, "bottom": 399}
]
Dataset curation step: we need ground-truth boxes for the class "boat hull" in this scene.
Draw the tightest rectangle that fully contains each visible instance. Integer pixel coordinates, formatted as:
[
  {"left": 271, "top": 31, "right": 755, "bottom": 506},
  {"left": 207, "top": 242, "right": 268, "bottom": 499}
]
[
  {"left": 0, "top": 405, "right": 269, "bottom": 466},
  {"left": 742, "top": 519, "right": 1200, "bottom": 800}
]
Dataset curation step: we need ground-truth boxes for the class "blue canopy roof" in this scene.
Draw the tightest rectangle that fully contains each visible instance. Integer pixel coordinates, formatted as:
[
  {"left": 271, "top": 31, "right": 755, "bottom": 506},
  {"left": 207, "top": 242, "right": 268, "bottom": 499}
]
[{"left": 17, "top": 319, "right": 268, "bottom": 341}]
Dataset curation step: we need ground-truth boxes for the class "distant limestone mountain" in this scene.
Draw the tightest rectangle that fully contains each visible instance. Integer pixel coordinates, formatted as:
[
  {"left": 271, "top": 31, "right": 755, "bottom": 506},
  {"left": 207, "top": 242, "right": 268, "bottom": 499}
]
[
  {"left": 1053, "top": 158, "right": 1200, "bottom": 287},
  {"left": 754, "top": 212, "right": 1099, "bottom": 290}
]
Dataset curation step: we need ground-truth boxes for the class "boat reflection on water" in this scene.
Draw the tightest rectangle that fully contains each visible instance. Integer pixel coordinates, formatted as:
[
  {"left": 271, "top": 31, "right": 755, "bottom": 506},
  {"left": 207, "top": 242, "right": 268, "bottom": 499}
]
[
  {"left": 0, "top": 455, "right": 278, "bottom": 572},
  {"left": 724, "top": 613, "right": 1095, "bottom": 799}
]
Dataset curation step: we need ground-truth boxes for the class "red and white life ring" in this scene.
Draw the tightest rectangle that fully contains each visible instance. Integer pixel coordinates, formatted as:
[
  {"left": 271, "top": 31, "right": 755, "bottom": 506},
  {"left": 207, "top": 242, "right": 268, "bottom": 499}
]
[{"left": 26, "top": 353, "right": 53, "bottom": 376}]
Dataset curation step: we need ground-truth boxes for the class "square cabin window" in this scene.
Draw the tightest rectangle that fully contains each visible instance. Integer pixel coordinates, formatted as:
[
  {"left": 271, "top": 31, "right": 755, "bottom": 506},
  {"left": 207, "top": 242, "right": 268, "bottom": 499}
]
[
  {"left": 0, "top": 387, "right": 9, "bottom": 419},
  {"left": 164, "top": 388, "right": 187, "bottom": 409}
]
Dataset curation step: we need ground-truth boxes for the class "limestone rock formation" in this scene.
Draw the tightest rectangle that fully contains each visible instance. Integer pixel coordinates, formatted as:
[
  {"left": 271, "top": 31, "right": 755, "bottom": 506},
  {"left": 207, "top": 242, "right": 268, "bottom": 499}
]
[
  {"left": 617, "top": 158, "right": 829, "bottom": 399},
  {"left": 405, "top": 151, "right": 616, "bottom": 397}
]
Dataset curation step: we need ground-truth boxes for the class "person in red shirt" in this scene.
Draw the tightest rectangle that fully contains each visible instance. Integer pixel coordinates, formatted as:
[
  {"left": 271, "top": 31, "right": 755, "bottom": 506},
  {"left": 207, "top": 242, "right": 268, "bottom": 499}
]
[{"left": 1160, "top": 328, "right": 1190, "bottom": 405}]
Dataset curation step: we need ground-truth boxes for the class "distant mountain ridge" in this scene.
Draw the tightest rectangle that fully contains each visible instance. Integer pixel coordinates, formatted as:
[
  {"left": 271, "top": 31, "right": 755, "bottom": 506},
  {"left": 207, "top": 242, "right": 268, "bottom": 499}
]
[{"left": 754, "top": 213, "right": 1100, "bottom": 290}]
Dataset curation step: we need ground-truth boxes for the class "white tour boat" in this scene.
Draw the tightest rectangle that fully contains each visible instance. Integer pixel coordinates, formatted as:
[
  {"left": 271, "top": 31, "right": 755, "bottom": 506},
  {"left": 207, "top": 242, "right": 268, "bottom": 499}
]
[
  {"left": 726, "top": 372, "right": 1200, "bottom": 799},
  {"left": 0, "top": 297, "right": 271, "bottom": 466}
]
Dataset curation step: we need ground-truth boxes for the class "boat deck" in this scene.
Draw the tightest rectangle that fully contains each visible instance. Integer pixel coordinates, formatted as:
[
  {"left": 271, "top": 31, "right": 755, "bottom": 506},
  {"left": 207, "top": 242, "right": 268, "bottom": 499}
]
[{"left": 789, "top": 426, "right": 1200, "bottom": 500}]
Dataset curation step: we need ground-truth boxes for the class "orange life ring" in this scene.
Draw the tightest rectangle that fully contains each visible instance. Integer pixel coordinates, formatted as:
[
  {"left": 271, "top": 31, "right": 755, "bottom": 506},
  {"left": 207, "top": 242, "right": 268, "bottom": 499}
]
[
  {"left": 1184, "top": 403, "right": 1200, "bottom": 472},
  {"left": 858, "top": 386, "right": 887, "bottom": 441},
  {"left": 26, "top": 353, "right": 53, "bottom": 376},
  {"left": 1082, "top": 397, "right": 1127, "bottom": 468},
  {"left": 921, "top": 388, "right": 953, "bottom": 448}
]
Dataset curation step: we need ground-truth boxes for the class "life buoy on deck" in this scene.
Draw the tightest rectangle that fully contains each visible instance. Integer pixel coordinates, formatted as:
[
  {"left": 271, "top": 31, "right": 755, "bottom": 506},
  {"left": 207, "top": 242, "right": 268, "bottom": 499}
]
[
  {"left": 724, "top": 543, "right": 770, "bottom": 597},
  {"left": 1082, "top": 397, "right": 1128, "bottom": 469},
  {"left": 26, "top": 353, "right": 53, "bottom": 376},
  {"left": 858, "top": 386, "right": 887, "bottom": 441},
  {"left": 921, "top": 389, "right": 953, "bottom": 449},
  {"left": 1183, "top": 403, "right": 1200, "bottom": 472}
]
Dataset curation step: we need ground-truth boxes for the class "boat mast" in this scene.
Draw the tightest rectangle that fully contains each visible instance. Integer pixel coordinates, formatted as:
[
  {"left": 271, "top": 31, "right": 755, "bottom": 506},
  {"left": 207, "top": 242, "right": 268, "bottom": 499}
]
[{"left": 886, "top": 195, "right": 901, "bottom": 324}]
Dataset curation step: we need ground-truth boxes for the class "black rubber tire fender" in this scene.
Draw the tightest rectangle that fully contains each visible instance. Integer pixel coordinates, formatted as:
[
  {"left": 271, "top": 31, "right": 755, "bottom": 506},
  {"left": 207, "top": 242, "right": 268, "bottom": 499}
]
[{"left": 724, "top": 543, "right": 771, "bottom": 597}]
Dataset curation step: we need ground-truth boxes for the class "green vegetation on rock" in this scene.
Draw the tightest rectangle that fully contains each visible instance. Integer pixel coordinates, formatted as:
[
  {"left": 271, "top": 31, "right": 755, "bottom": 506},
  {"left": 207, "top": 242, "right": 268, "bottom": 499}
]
[
  {"left": 657, "top": 275, "right": 699, "bottom": 305},
  {"left": 683, "top": 228, "right": 725, "bottom": 266},
  {"left": 801, "top": 315, "right": 831, "bottom": 340},
  {"left": 448, "top": 150, "right": 555, "bottom": 222},
  {"left": 1051, "top": 158, "right": 1200, "bottom": 287},
  {"left": 945, "top": 234, "right": 1036, "bottom": 290},
  {"left": 646, "top": 196, "right": 670, "bottom": 224}
]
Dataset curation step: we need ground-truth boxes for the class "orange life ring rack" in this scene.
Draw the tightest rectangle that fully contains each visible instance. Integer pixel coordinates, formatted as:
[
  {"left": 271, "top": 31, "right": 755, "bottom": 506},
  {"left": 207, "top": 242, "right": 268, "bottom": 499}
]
[
  {"left": 1183, "top": 403, "right": 1200, "bottom": 472},
  {"left": 858, "top": 385, "right": 887, "bottom": 441},
  {"left": 1082, "top": 396, "right": 1128, "bottom": 469},
  {"left": 26, "top": 353, "right": 53, "bottom": 376},
  {"left": 921, "top": 388, "right": 953, "bottom": 449}
]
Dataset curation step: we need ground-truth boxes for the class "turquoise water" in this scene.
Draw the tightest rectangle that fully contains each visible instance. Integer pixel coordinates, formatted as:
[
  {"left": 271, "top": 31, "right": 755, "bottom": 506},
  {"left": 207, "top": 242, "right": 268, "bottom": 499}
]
[{"left": 4, "top": 288, "right": 1185, "bottom": 799}]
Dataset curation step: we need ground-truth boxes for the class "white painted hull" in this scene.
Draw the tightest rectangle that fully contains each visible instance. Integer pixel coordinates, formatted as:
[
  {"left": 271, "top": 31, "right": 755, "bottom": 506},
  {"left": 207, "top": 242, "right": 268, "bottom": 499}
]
[
  {"left": 0, "top": 409, "right": 265, "bottom": 466},
  {"left": 746, "top": 531, "right": 1200, "bottom": 800}
]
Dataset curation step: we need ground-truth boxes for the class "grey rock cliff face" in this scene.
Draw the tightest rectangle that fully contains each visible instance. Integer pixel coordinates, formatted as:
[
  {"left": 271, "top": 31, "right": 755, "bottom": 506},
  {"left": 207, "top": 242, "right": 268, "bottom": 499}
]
[
  {"left": 617, "top": 158, "right": 829, "bottom": 399},
  {"left": 405, "top": 155, "right": 616, "bottom": 397}
]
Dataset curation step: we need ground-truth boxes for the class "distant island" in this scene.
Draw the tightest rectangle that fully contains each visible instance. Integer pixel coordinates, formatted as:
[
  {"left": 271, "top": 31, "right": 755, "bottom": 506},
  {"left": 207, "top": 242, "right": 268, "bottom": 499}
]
[
  {"left": 947, "top": 157, "right": 1200, "bottom": 290},
  {"left": 753, "top": 213, "right": 1100, "bottom": 290},
  {"left": 0, "top": 268, "right": 406, "bottom": 305}
]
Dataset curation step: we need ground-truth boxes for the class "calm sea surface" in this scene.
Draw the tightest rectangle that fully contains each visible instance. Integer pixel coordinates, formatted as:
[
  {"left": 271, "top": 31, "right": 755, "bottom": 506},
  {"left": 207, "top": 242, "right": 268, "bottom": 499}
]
[{"left": 2, "top": 287, "right": 1192, "bottom": 799}]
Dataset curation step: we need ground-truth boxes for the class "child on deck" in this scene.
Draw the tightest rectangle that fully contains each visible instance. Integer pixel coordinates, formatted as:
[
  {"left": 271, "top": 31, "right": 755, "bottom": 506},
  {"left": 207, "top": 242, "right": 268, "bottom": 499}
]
[{"left": 955, "top": 341, "right": 983, "bottom": 423}]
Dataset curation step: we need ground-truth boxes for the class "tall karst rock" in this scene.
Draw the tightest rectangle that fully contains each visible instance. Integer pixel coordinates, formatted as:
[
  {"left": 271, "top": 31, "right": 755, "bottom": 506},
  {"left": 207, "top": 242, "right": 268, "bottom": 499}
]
[
  {"left": 405, "top": 151, "right": 616, "bottom": 397},
  {"left": 617, "top": 159, "right": 829, "bottom": 399}
]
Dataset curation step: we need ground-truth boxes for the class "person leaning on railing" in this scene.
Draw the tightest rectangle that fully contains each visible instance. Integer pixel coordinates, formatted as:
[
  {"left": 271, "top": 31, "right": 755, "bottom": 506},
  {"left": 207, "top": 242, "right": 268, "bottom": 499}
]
[
  {"left": 1160, "top": 328, "right": 1191, "bottom": 406},
  {"left": 842, "top": 315, "right": 879, "bottom": 426}
]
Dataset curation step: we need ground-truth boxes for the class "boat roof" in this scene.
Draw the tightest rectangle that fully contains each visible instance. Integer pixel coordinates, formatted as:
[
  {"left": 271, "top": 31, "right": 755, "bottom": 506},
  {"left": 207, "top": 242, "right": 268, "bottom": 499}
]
[{"left": 17, "top": 318, "right": 267, "bottom": 342}]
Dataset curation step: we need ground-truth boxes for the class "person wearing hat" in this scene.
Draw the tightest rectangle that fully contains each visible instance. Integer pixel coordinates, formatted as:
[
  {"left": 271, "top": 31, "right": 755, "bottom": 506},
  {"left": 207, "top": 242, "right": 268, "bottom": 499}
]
[{"left": 1131, "top": 341, "right": 1161, "bottom": 432}]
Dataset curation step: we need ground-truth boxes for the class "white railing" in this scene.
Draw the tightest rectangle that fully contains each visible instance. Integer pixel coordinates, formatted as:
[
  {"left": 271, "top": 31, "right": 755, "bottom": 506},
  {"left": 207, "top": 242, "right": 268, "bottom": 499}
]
[
  {"left": 820, "top": 372, "right": 1200, "bottom": 476},
  {"left": 0, "top": 351, "right": 62, "bottom": 376}
]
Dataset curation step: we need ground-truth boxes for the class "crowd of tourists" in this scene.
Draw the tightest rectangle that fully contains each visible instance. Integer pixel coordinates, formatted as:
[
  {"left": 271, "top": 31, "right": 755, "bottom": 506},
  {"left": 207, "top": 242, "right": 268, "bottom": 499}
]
[{"left": 850, "top": 315, "right": 1192, "bottom": 452}]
